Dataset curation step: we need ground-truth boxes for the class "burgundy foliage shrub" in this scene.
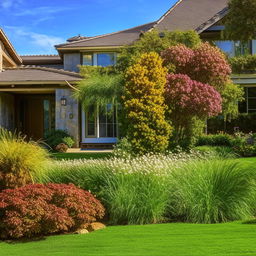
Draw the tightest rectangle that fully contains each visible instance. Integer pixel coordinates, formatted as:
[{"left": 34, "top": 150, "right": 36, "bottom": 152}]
[
  {"left": 189, "top": 43, "right": 231, "bottom": 91},
  {"left": 165, "top": 74, "right": 222, "bottom": 119},
  {"left": 0, "top": 184, "right": 105, "bottom": 239},
  {"left": 161, "top": 44, "right": 194, "bottom": 73},
  {"left": 162, "top": 42, "right": 231, "bottom": 92}
]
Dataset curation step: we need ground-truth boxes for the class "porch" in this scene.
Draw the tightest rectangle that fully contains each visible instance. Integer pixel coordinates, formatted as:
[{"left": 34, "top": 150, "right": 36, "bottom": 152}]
[{"left": 0, "top": 66, "right": 81, "bottom": 146}]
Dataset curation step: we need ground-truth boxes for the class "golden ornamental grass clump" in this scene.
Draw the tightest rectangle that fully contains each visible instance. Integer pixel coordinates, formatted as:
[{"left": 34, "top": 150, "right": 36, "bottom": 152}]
[
  {"left": 124, "top": 52, "right": 172, "bottom": 154},
  {"left": 0, "top": 129, "right": 49, "bottom": 190}
]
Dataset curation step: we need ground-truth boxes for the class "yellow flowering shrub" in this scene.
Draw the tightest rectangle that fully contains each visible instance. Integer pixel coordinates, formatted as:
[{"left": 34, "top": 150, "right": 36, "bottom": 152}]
[{"left": 124, "top": 52, "right": 172, "bottom": 154}]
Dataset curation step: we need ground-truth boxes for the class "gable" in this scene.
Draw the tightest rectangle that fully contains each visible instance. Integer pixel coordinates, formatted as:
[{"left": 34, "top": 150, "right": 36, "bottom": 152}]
[{"left": 153, "top": 0, "right": 229, "bottom": 33}]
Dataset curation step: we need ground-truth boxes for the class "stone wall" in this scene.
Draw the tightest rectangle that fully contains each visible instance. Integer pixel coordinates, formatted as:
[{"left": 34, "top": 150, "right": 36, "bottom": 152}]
[
  {"left": 55, "top": 89, "right": 80, "bottom": 147},
  {"left": 0, "top": 92, "right": 15, "bottom": 130}
]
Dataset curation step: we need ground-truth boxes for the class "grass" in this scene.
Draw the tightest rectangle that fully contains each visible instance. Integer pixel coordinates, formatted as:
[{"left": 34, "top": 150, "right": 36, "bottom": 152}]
[
  {"left": 1, "top": 222, "right": 256, "bottom": 256},
  {"left": 51, "top": 152, "right": 112, "bottom": 160},
  {"left": 168, "top": 159, "right": 256, "bottom": 223}
]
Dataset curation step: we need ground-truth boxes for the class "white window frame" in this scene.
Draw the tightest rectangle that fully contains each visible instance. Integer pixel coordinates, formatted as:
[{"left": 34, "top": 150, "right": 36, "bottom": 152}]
[{"left": 81, "top": 105, "right": 119, "bottom": 143}]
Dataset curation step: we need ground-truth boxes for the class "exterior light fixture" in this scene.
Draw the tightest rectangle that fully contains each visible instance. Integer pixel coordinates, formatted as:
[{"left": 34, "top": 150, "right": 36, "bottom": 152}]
[{"left": 61, "top": 97, "right": 67, "bottom": 106}]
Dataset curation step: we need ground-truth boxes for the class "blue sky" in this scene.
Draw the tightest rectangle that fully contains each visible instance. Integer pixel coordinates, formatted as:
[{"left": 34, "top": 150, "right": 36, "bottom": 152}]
[{"left": 0, "top": 0, "right": 176, "bottom": 55}]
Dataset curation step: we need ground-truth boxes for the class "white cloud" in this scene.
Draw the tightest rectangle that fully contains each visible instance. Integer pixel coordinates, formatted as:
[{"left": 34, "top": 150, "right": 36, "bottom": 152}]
[
  {"left": 15, "top": 6, "right": 73, "bottom": 16},
  {"left": 1, "top": 0, "right": 22, "bottom": 8},
  {"left": 5, "top": 26, "right": 64, "bottom": 53}
]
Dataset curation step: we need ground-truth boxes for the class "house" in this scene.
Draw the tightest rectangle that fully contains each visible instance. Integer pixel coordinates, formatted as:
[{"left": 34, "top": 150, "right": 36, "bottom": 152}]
[{"left": 0, "top": 0, "right": 254, "bottom": 147}]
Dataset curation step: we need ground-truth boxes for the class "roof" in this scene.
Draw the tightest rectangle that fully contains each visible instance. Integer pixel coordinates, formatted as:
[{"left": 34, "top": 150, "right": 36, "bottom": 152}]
[
  {"left": 21, "top": 55, "right": 63, "bottom": 65},
  {"left": 55, "top": 22, "right": 155, "bottom": 49},
  {"left": 56, "top": 0, "right": 229, "bottom": 50},
  {"left": 0, "top": 66, "right": 81, "bottom": 84},
  {"left": 153, "top": 0, "right": 229, "bottom": 33},
  {"left": 0, "top": 29, "right": 22, "bottom": 65}
]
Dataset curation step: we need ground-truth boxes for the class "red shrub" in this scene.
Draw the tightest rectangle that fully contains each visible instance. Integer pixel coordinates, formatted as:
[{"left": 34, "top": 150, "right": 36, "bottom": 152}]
[{"left": 0, "top": 184, "right": 105, "bottom": 239}]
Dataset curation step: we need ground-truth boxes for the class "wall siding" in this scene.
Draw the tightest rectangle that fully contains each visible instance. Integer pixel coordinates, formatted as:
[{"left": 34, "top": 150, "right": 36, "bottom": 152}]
[
  {"left": 55, "top": 89, "right": 80, "bottom": 147},
  {"left": 63, "top": 53, "right": 80, "bottom": 72},
  {"left": 0, "top": 92, "right": 15, "bottom": 130}
]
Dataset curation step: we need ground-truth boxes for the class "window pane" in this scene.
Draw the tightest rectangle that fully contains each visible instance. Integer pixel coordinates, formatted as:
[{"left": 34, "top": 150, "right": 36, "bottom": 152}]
[
  {"left": 43, "top": 100, "right": 50, "bottom": 135},
  {"left": 248, "top": 88, "right": 256, "bottom": 97},
  {"left": 99, "top": 124, "right": 107, "bottom": 137},
  {"left": 234, "top": 41, "right": 251, "bottom": 56},
  {"left": 107, "top": 124, "right": 114, "bottom": 137},
  {"left": 248, "top": 99, "right": 256, "bottom": 110},
  {"left": 97, "top": 53, "right": 115, "bottom": 67},
  {"left": 83, "top": 54, "right": 93, "bottom": 66},
  {"left": 86, "top": 106, "right": 96, "bottom": 136},
  {"left": 215, "top": 41, "right": 234, "bottom": 57}
]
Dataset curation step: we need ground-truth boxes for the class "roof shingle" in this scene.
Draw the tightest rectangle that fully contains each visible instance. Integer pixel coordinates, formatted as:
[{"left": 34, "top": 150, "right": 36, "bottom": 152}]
[
  {"left": 153, "top": 0, "right": 229, "bottom": 33},
  {"left": 0, "top": 66, "right": 81, "bottom": 84},
  {"left": 56, "top": 22, "right": 155, "bottom": 49}
]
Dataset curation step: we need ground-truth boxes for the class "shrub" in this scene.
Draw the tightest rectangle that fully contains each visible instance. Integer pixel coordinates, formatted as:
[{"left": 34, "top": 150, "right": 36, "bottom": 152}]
[
  {"left": 55, "top": 143, "right": 69, "bottom": 153},
  {"left": 195, "top": 146, "right": 236, "bottom": 159},
  {"left": 229, "top": 55, "right": 256, "bottom": 73},
  {"left": 38, "top": 152, "right": 217, "bottom": 225},
  {"left": 0, "top": 184, "right": 105, "bottom": 239},
  {"left": 0, "top": 130, "right": 49, "bottom": 190},
  {"left": 104, "top": 172, "right": 169, "bottom": 225},
  {"left": 62, "top": 137, "right": 75, "bottom": 148},
  {"left": 44, "top": 130, "right": 74, "bottom": 149},
  {"left": 233, "top": 144, "right": 256, "bottom": 157},
  {"left": 124, "top": 52, "right": 171, "bottom": 154},
  {"left": 208, "top": 113, "right": 256, "bottom": 134},
  {"left": 165, "top": 74, "right": 222, "bottom": 147},
  {"left": 168, "top": 160, "right": 256, "bottom": 223},
  {"left": 113, "top": 137, "right": 134, "bottom": 158},
  {"left": 196, "top": 134, "right": 234, "bottom": 147}
]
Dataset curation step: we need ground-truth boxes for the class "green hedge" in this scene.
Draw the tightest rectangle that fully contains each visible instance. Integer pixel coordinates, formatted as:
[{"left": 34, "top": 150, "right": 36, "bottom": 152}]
[
  {"left": 208, "top": 113, "right": 256, "bottom": 134},
  {"left": 229, "top": 55, "right": 256, "bottom": 73}
]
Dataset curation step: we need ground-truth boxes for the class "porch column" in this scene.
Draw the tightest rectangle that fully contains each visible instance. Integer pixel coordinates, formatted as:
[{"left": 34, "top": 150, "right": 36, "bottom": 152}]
[{"left": 55, "top": 89, "right": 80, "bottom": 147}]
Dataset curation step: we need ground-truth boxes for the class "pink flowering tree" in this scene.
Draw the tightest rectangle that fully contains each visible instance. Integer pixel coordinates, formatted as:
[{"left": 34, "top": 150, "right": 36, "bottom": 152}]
[
  {"left": 161, "top": 44, "right": 194, "bottom": 74},
  {"left": 189, "top": 43, "right": 231, "bottom": 92},
  {"left": 165, "top": 74, "right": 222, "bottom": 145},
  {"left": 162, "top": 42, "right": 231, "bottom": 93},
  {"left": 161, "top": 43, "right": 230, "bottom": 147}
]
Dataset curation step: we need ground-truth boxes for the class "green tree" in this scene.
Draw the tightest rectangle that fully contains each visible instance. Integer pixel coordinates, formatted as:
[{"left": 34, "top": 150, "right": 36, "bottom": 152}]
[
  {"left": 75, "top": 66, "right": 123, "bottom": 110},
  {"left": 118, "top": 30, "right": 201, "bottom": 72},
  {"left": 222, "top": 82, "right": 245, "bottom": 121},
  {"left": 124, "top": 52, "right": 171, "bottom": 154},
  {"left": 224, "top": 0, "right": 256, "bottom": 41}
]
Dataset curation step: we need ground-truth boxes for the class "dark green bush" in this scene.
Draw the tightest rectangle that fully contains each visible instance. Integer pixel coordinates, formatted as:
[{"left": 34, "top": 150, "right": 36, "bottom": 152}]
[
  {"left": 44, "top": 130, "right": 74, "bottom": 150},
  {"left": 196, "top": 134, "right": 233, "bottom": 147},
  {"left": 233, "top": 144, "right": 256, "bottom": 157},
  {"left": 208, "top": 113, "right": 256, "bottom": 134}
]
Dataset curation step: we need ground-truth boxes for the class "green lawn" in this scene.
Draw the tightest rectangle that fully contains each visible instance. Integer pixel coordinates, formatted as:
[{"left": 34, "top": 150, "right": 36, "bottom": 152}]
[
  {"left": 1, "top": 222, "right": 256, "bottom": 256},
  {"left": 51, "top": 152, "right": 112, "bottom": 160},
  {"left": 236, "top": 157, "right": 256, "bottom": 166}
]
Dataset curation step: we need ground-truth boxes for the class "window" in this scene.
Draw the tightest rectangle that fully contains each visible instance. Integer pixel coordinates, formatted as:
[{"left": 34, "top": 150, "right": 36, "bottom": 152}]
[
  {"left": 85, "top": 104, "right": 118, "bottom": 138},
  {"left": 245, "top": 87, "right": 256, "bottom": 113},
  {"left": 215, "top": 41, "right": 234, "bottom": 57},
  {"left": 98, "top": 104, "right": 117, "bottom": 137},
  {"left": 234, "top": 41, "right": 251, "bottom": 56},
  {"left": 86, "top": 105, "right": 96, "bottom": 137},
  {"left": 214, "top": 41, "right": 252, "bottom": 57},
  {"left": 97, "top": 53, "right": 116, "bottom": 67},
  {"left": 82, "top": 53, "right": 116, "bottom": 67},
  {"left": 43, "top": 99, "right": 55, "bottom": 136},
  {"left": 82, "top": 54, "right": 93, "bottom": 66}
]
